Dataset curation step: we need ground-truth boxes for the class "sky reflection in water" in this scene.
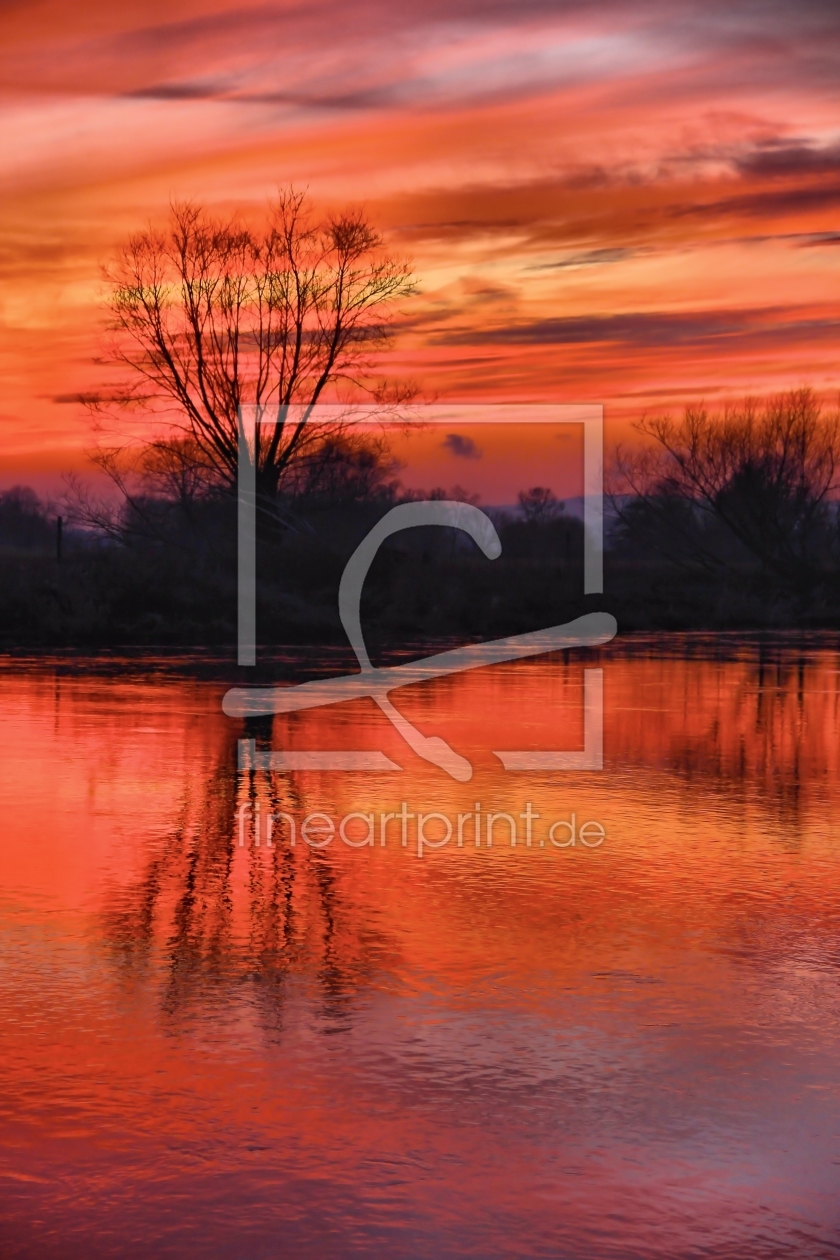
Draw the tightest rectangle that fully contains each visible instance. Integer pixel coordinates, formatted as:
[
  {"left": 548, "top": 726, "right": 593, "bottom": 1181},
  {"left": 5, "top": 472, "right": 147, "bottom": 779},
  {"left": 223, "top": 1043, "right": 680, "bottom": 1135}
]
[{"left": 0, "top": 642, "right": 838, "bottom": 1258}]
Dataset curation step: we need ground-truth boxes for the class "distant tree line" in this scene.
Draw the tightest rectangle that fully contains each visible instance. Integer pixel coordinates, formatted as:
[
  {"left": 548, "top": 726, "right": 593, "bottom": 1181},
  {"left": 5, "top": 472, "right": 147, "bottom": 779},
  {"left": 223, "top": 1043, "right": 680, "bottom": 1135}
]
[
  {"left": 5, "top": 388, "right": 840, "bottom": 644},
  {"left": 0, "top": 486, "right": 56, "bottom": 551},
  {"left": 609, "top": 388, "right": 840, "bottom": 625},
  {"left": 0, "top": 461, "right": 588, "bottom": 647}
]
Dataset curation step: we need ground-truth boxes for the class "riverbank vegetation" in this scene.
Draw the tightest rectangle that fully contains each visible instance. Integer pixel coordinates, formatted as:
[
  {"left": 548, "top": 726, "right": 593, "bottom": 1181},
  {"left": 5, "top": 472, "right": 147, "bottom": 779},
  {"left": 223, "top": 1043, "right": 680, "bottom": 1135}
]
[{"left": 3, "top": 388, "right": 840, "bottom": 646}]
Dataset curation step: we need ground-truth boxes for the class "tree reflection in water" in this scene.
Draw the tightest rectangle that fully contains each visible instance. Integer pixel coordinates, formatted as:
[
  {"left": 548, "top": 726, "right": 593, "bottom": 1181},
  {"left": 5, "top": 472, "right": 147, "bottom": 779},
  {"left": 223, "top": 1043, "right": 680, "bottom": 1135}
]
[
  {"left": 99, "top": 642, "right": 840, "bottom": 1035},
  {"left": 101, "top": 713, "right": 396, "bottom": 1037}
]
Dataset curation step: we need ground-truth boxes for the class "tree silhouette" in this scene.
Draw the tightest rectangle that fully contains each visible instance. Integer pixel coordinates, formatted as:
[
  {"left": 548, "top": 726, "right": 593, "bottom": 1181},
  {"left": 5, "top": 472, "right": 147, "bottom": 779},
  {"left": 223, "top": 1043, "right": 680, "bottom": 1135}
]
[
  {"left": 105, "top": 191, "right": 415, "bottom": 503},
  {"left": 611, "top": 388, "right": 840, "bottom": 610},
  {"left": 517, "top": 486, "right": 561, "bottom": 525}
]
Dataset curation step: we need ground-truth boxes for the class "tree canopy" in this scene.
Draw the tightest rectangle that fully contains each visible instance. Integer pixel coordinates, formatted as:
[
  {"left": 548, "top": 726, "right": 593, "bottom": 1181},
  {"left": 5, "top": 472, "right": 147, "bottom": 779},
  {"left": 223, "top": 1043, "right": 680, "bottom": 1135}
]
[
  {"left": 105, "top": 191, "right": 415, "bottom": 500},
  {"left": 611, "top": 388, "right": 840, "bottom": 609}
]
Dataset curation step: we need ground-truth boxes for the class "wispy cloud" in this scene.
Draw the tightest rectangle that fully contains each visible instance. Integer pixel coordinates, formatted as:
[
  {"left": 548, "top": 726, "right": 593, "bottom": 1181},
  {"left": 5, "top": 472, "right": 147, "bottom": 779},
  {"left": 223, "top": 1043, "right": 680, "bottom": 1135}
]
[
  {"left": 735, "top": 140, "right": 840, "bottom": 178},
  {"left": 437, "top": 308, "right": 840, "bottom": 350},
  {"left": 2, "top": 0, "right": 840, "bottom": 460},
  {"left": 529, "top": 247, "right": 637, "bottom": 271}
]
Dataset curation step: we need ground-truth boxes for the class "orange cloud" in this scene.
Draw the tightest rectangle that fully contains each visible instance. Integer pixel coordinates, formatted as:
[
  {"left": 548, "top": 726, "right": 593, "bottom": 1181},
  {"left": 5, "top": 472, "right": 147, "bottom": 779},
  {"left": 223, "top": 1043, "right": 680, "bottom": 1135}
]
[{"left": 1, "top": 0, "right": 839, "bottom": 480}]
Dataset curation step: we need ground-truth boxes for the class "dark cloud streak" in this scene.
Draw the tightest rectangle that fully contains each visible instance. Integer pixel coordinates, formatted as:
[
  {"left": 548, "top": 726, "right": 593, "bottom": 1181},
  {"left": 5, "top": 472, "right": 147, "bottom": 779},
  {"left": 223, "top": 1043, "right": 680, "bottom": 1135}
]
[
  {"left": 735, "top": 141, "right": 840, "bottom": 178},
  {"left": 437, "top": 308, "right": 840, "bottom": 350}
]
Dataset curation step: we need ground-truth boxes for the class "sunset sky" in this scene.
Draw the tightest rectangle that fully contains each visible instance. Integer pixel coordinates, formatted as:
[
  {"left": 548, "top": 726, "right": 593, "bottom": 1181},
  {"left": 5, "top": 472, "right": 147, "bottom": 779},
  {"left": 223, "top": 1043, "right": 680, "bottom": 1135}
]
[{"left": 1, "top": 0, "right": 839, "bottom": 488}]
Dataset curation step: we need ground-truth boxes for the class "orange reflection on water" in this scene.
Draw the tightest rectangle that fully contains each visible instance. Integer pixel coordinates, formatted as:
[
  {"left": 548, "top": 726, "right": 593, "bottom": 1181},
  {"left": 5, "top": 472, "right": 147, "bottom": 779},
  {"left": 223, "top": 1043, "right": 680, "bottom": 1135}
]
[{"left": 0, "top": 643, "right": 838, "bottom": 1257}]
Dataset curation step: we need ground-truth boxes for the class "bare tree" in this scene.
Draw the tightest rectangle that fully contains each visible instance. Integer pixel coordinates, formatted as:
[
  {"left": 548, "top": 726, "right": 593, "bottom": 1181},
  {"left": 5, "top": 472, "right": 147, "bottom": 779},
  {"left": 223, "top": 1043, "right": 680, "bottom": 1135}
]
[
  {"left": 517, "top": 486, "right": 562, "bottom": 525},
  {"left": 610, "top": 388, "right": 840, "bottom": 608},
  {"left": 64, "top": 436, "right": 223, "bottom": 543},
  {"left": 103, "top": 191, "right": 415, "bottom": 504}
]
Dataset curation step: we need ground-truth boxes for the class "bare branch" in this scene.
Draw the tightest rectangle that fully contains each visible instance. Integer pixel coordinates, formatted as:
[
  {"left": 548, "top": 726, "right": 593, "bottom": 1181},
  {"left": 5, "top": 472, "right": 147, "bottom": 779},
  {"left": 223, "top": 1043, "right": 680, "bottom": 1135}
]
[{"left": 101, "top": 190, "right": 415, "bottom": 501}]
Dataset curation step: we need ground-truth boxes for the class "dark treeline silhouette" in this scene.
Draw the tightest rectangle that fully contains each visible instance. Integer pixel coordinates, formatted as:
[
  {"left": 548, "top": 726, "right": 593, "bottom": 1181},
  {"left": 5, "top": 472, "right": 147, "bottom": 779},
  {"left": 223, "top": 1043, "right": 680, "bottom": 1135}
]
[
  {"left": 5, "top": 391, "right": 840, "bottom": 646},
  {"left": 0, "top": 445, "right": 588, "bottom": 647},
  {"left": 608, "top": 388, "right": 840, "bottom": 628},
  {"left": 0, "top": 486, "right": 55, "bottom": 550}
]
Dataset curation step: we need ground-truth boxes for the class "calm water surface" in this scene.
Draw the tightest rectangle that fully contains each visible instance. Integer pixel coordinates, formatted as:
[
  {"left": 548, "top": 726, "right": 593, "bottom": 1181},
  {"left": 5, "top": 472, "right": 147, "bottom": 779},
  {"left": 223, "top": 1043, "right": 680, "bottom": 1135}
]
[{"left": 0, "top": 639, "right": 839, "bottom": 1258}]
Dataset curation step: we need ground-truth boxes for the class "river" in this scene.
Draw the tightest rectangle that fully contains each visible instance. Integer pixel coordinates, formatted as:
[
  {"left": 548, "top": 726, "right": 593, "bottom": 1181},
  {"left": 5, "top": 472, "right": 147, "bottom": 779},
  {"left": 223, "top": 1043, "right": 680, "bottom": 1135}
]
[{"left": 0, "top": 638, "right": 838, "bottom": 1257}]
